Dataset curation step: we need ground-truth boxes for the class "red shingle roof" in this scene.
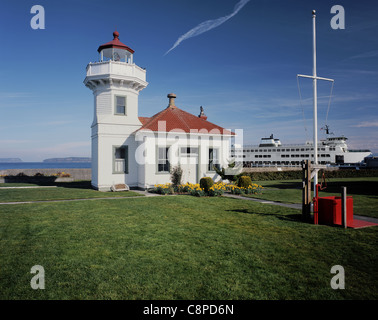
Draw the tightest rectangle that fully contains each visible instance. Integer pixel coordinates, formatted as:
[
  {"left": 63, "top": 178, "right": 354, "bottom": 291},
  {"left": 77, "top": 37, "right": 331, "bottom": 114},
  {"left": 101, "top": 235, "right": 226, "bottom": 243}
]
[
  {"left": 138, "top": 105, "right": 234, "bottom": 135},
  {"left": 138, "top": 116, "right": 150, "bottom": 125}
]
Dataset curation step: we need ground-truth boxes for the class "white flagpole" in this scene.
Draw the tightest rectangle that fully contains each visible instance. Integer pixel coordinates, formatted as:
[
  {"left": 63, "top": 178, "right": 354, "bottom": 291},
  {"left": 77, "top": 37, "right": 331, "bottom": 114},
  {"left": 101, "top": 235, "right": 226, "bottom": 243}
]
[
  {"left": 312, "top": 10, "right": 318, "bottom": 193},
  {"left": 298, "top": 10, "right": 334, "bottom": 202}
]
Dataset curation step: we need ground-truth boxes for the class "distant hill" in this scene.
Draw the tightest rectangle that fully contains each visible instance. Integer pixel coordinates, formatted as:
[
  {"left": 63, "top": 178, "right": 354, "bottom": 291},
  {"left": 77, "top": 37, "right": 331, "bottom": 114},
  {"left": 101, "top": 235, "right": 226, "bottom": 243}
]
[
  {"left": 43, "top": 157, "right": 91, "bottom": 163},
  {"left": 0, "top": 158, "right": 23, "bottom": 163}
]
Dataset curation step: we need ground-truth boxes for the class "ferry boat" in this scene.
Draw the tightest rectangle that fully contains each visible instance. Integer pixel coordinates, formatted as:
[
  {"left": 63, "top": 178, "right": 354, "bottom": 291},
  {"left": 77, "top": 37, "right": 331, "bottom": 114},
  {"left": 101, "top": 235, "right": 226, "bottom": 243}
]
[
  {"left": 231, "top": 133, "right": 372, "bottom": 167},
  {"left": 230, "top": 11, "right": 373, "bottom": 169}
]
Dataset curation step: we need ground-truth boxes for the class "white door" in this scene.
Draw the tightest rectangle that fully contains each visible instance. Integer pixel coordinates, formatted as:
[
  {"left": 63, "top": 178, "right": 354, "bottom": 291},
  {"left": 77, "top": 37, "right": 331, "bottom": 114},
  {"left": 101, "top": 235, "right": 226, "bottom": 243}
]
[{"left": 180, "top": 147, "right": 198, "bottom": 184}]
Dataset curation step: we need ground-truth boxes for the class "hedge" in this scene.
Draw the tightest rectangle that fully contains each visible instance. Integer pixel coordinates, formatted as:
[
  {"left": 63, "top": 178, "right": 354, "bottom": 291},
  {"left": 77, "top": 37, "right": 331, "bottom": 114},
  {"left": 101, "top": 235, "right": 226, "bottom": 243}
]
[{"left": 238, "top": 169, "right": 378, "bottom": 181}]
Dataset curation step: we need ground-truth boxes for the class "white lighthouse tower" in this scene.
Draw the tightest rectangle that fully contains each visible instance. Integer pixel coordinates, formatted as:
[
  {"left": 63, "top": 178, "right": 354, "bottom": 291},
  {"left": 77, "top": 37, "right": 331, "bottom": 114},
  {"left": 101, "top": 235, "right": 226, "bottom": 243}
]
[{"left": 84, "top": 31, "right": 148, "bottom": 191}]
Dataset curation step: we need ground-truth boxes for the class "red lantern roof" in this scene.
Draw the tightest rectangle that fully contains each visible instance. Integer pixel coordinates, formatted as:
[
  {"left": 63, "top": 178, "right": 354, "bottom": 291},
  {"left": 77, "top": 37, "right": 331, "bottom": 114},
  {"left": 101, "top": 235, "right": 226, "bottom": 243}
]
[{"left": 97, "top": 31, "right": 135, "bottom": 54}]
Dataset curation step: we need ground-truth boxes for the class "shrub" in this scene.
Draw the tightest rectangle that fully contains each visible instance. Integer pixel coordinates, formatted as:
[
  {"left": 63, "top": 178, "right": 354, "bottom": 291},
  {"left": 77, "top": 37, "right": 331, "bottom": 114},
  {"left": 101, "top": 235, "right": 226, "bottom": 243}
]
[
  {"left": 16, "top": 172, "right": 27, "bottom": 177},
  {"left": 237, "top": 169, "right": 378, "bottom": 181},
  {"left": 34, "top": 173, "right": 45, "bottom": 177},
  {"left": 238, "top": 176, "right": 252, "bottom": 188},
  {"left": 170, "top": 165, "right": 183, "bottom": 188},
  {"left": 200, "top": 177, "right": 214, "bottom": 193}
]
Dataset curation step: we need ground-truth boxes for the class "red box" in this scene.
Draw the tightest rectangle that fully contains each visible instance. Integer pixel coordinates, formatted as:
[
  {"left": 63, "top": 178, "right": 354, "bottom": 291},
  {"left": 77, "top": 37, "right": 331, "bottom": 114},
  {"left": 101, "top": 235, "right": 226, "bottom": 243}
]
[{"left": 317, "top": 196, "right": 354, "bottom": 227}]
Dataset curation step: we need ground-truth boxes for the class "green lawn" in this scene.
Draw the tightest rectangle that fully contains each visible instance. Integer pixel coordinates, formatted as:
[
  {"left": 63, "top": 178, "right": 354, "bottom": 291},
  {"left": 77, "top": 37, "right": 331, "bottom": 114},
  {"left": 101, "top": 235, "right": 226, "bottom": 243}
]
[
  {"left": 244, "top": 177, "right": 378, "bottom": 219},
  {"left": 0, "top": 181, "right": 142, "bottom": 202},
  {"left": 0, "top": 192, "right": 377, "bottom": 300}
]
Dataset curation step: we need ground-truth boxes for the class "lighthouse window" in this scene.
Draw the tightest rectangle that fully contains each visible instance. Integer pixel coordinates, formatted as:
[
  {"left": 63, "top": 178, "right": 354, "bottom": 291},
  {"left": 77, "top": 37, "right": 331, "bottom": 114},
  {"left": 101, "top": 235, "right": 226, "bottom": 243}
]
[
  {"left": 113, "top": 146, "right": 128, "bottom": 174},
  {"left": 115, "top": 96, "right": 126, "bottom": 115}
]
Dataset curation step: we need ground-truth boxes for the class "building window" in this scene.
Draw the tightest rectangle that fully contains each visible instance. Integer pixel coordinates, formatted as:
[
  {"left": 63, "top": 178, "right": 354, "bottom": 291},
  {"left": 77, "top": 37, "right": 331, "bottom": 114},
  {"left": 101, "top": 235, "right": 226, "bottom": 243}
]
[
  {"left": 115, "top": 96, "right": 126, "bottom": 115},
  {"left": 180, "top": 147, "right": 199, "bottom": 157},
  {"left": 208, "top": 148, "right": 220, "bottom": 171},
  {"left": 113, "top": 146, "right": 128, "bottom": 173},
  {"left": 158, "top": 147, "right": 170, "bottom": 173}
]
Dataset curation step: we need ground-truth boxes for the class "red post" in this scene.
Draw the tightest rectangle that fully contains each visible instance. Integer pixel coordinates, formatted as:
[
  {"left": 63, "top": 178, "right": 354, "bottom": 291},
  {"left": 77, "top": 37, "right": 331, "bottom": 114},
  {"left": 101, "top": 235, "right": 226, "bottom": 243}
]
[
  {"left": 313, "top": 184, "right": 320, "bottom": 225},
  {"left": 341, "top": 187, "right": 347, "bottom": 228}
]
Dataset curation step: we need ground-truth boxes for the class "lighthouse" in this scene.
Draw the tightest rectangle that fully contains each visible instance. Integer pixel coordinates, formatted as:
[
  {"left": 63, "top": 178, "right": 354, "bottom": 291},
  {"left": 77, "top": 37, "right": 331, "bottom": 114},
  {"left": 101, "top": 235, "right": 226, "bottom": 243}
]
[
  {"left": 84, "top": 31, "right": 148, "bottom": 191},
  {"left": 84, "top": 31, "right": 234, "bottom": 191}
]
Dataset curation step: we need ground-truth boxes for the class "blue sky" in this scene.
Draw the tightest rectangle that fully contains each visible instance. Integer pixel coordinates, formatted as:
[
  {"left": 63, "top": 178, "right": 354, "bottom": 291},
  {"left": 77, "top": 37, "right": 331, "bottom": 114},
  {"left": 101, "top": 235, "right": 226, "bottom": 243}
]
[{"left": 0, "top": 0, "right": 377, "bottom": 161}]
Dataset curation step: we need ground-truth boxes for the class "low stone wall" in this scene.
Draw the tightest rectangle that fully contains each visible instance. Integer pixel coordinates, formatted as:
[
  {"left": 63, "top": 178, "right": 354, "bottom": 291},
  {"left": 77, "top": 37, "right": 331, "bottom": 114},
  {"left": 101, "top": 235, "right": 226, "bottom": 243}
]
[{"left": 0, "top": 168, "right": 91, "bottom": 181}]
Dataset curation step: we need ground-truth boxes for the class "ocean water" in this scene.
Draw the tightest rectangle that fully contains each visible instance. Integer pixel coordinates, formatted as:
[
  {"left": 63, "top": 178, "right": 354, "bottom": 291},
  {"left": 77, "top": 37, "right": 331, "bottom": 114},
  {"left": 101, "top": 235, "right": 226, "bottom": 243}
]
[{"left": 0, "top": 162, "right": 91, "bottom": 170}]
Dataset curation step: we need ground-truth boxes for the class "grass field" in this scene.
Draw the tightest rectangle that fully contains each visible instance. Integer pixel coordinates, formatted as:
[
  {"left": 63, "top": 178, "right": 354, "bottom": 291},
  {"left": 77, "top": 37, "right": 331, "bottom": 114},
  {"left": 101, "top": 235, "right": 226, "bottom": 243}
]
[
  {"left": 0, "top": 179, "right": 377, "bottom": 300},
  {"left": 0, "top": 181, "right": 142, "bottom": 202},
  {"left": 244, "top": 177, "right": 378, "bottom": 219}
]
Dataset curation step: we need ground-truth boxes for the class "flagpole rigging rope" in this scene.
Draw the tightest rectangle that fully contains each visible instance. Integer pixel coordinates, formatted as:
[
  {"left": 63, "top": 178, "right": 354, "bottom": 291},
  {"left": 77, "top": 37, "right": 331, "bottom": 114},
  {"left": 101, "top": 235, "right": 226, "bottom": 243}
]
[
  {"left": 325, "top": 80, "right": 335, "bottom": 126},
  {"left": 297, "top": 75, "right": 309, "bottom": 142},
  {"left": 297, "top": 76, "right": 335, "bottom": 139}
]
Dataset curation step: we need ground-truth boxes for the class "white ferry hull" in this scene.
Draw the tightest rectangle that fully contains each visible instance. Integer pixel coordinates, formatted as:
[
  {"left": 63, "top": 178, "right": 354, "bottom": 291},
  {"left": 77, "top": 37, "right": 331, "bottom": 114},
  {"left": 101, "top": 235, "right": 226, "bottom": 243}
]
[{"left": 231, "top": 135, "right": 372, "bottom": 167}]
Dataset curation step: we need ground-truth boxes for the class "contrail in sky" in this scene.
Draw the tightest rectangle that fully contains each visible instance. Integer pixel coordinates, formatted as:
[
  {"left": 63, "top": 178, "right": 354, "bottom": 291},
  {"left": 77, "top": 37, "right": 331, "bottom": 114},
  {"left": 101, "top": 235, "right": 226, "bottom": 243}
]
[{"left": 164, "top": 0, "right": 251, "bottom": 55}]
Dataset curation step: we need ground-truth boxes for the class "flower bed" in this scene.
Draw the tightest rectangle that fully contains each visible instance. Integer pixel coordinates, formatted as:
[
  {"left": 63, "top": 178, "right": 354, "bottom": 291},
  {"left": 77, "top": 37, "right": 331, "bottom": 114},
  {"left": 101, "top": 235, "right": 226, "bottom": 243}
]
[
  {"left": 149, "top": 181, "right": 263, "bottom": 197},
  {"left": 228, "top": 183, "right": 264, "bottom": 195}
]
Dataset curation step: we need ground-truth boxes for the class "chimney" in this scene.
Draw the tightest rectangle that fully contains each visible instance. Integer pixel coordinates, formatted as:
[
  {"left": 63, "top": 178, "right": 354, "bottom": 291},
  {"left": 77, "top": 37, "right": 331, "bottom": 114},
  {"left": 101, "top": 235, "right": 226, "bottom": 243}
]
[
  {"left": 167, "top": 93, "right": 177, "bottom": 108},
  {"left": 198, "top": 106, "right": 207, "bottom": 120}
]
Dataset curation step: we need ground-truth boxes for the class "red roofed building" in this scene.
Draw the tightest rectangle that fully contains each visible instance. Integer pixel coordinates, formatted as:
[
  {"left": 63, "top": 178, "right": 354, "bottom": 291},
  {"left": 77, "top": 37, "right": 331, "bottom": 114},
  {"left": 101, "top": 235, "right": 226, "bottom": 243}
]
[
  {"left": 138, "top": 94, "right": 233, "bottom": 135},
  {"left": 85, "top": 31, "right": 234, "bottom": 191}
]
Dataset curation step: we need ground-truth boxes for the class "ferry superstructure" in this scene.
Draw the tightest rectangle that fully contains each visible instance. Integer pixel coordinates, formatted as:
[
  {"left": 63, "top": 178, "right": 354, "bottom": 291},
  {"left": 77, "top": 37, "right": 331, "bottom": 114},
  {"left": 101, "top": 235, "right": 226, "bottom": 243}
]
[
  {"left": 231, "top": 134, "right": 372, "bottom": 167},
  {"left": 231, "top": 11, "right": 373, "bottom": 170}
]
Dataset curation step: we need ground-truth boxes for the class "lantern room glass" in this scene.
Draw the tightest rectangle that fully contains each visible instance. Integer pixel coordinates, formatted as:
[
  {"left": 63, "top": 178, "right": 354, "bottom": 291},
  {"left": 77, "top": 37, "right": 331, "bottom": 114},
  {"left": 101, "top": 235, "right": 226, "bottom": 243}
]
[{"left": 100, "top": 48, "right": 133, "bottom": 63}]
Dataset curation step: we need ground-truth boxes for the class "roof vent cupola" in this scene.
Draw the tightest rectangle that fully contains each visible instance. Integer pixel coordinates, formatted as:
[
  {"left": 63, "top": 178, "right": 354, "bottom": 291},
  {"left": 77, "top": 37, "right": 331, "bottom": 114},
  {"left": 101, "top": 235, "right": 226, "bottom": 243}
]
[{"left": 167, "top": 93, "right": 177, "bottom": 109}]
